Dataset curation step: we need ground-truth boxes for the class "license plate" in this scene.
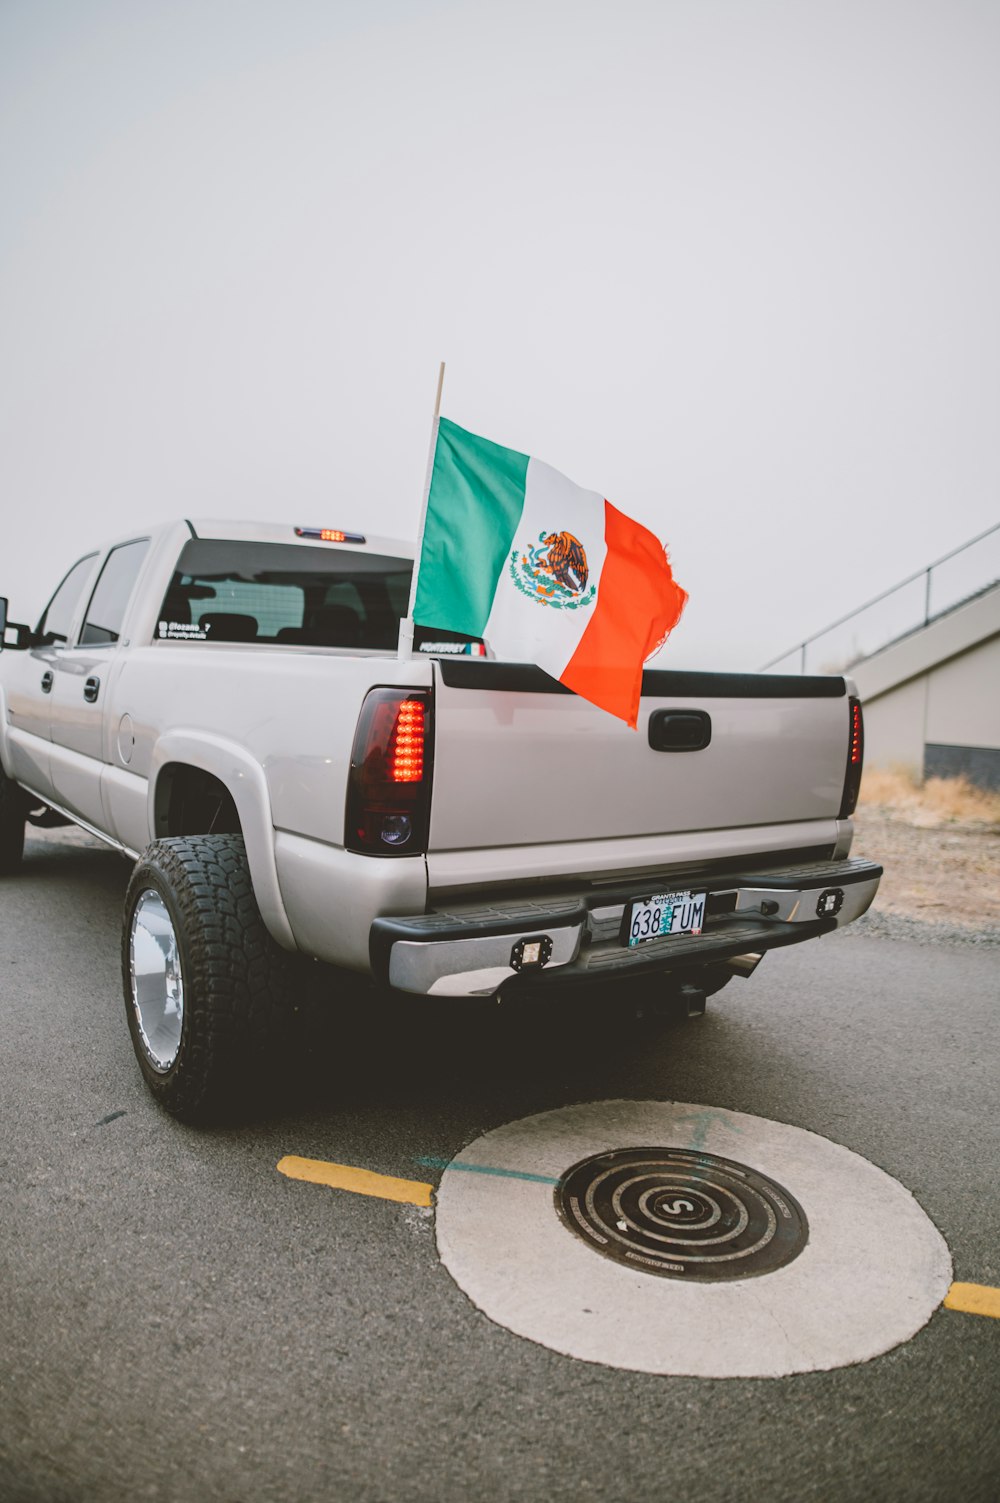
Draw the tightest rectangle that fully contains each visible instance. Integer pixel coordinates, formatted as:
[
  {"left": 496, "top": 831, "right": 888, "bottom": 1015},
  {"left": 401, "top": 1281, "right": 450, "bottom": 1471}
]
[{"left": 625, "top": 890, "right": 706, "bottom": 947}]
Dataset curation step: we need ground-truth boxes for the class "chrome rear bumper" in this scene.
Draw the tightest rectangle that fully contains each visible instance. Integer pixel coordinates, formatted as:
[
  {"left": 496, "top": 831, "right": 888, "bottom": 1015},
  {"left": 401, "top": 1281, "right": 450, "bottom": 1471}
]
[{"left": 370, "top": 857, "right": 882, "bottom": 998}]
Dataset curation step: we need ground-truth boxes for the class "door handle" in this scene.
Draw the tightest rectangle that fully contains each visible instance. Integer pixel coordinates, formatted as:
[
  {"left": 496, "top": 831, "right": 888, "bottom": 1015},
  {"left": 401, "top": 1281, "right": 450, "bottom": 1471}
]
[
  {"left": 84, "top": 675, "right": 101, "bottom": 704},
  {"left": 41, "top": 670, "right": 53, "bottom": 694}
]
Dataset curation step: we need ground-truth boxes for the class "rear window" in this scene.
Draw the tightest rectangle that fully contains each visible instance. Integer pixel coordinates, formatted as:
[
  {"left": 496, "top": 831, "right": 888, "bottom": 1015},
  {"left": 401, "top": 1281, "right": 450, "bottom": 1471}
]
[{"left": 156, "top": 540, "right": 413, "bottom": 650}]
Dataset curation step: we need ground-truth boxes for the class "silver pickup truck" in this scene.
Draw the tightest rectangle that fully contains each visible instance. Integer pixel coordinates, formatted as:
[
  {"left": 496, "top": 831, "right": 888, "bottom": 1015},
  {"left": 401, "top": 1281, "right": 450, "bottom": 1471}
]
[{"left": 0, "top": 520, "right": 880, "bottom": 1119}]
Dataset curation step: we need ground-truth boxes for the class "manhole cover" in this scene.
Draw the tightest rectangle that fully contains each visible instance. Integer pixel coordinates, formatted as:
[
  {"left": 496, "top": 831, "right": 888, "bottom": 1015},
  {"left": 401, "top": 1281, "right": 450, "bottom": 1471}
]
[
  {"left": 435, "top": 1102, "right": 953, "bottom": 1375},
  {"left": 555, "top": 1146, "right": 808, "bottom": 1280}
]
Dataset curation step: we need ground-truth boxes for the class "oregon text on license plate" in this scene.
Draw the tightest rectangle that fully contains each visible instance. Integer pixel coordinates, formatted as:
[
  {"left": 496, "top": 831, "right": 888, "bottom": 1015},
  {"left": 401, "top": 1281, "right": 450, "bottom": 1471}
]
[{"left": 626, "top": 890, "right": 706, "bottom": 946}]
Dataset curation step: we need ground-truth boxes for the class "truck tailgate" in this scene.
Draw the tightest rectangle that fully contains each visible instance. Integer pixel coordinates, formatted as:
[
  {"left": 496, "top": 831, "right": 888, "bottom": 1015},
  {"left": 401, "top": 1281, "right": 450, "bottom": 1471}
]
[{"left": 428, "top": 662, "right": 849, "bottom": 884}]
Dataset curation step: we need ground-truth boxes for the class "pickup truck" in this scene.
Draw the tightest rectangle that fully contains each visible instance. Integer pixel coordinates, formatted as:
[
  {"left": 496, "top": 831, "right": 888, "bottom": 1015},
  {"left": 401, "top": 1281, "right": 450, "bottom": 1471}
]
[{"left": 0, "top": 519, "right": 881, "bottom": 1120}]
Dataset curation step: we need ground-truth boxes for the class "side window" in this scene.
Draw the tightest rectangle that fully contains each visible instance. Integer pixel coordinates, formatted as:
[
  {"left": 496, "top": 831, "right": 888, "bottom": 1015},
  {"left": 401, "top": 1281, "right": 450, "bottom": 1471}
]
[
  {"left": 36, "top": 554, "right": 99, "bottom": 644},
  {"left": 79, "top": 540, "right": 150, "bottom": 647}
]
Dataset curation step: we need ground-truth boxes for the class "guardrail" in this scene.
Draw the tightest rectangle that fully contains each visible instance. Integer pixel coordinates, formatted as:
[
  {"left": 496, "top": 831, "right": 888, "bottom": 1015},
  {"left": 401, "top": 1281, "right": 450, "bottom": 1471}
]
[{"left": 761, "top": 521, "right": 1000, "bottom": 675}]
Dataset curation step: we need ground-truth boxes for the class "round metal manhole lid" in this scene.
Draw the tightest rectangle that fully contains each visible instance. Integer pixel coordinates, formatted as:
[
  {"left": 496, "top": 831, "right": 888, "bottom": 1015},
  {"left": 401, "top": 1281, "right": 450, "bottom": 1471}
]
[{"left": 555, "top": 1146, "right": 808, "bottom": 1281}]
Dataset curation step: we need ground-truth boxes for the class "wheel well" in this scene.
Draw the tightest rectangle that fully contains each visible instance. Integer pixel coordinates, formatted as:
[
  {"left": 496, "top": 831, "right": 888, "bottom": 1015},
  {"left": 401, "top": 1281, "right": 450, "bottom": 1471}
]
[{"left": 155, "top": 764, "right": 242, "bottom": 839}]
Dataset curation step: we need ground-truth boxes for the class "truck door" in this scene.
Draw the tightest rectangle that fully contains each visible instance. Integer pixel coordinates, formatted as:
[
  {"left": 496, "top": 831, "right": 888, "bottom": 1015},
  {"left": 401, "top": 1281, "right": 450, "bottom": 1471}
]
[
  {"left": 49, "top": 539, "right": 149, "bottom": 830},
  {"left": 2, "top": 553, "right": 100, "bottom": 802}
]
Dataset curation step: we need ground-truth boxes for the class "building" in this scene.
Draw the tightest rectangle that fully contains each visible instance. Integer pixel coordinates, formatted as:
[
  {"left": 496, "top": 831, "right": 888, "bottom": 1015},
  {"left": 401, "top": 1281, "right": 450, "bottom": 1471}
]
[{"left": 852, "top": 582, "right": 1000, "bottom": 790}]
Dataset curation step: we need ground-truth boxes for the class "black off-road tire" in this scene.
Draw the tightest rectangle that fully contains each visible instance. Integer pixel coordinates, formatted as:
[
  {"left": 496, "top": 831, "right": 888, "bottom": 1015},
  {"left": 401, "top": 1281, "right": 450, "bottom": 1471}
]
[
  {"left": 0, "top": 764, "right": 27, "bottom": 874},
  {"left": 122, "top": 835, "right": 292, "bottom": 1123}
]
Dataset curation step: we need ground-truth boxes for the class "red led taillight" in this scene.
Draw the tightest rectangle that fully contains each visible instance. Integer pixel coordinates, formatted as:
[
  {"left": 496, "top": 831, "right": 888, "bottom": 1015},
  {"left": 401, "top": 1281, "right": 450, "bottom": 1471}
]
[
  {"left": 849, "top": 700, "right": 863, "bottom": 764},
  {"left": 838, "top": 695, "right": 865, "bottom": 817},
  {"left": 345, "top": 688, "right": 433, "bottom": 854},
  {"left": 391, "top": 700, "right": 425, "bottom": 782}
]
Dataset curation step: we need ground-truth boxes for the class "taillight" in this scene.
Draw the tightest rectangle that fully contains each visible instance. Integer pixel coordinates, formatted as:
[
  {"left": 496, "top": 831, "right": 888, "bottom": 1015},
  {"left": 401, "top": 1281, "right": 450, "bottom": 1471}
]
[
  {"left": 345, "top": 688, "right": 433, "bottom": 854},
  {"left": 391, "top": 699, "right": 425, "bottom": 782},
  {"left": 838, "top": 696, "right": 864, "bottom": 818}
]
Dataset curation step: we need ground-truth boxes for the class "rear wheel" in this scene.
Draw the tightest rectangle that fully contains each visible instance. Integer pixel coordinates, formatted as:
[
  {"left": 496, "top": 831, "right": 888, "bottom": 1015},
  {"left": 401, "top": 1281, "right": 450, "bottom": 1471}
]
[
  {"left": 0, "top": 765, "right": 27, "bottom": 874},
  {"left": 122, "top": 834, "right": 292, "bottom": 1122}
]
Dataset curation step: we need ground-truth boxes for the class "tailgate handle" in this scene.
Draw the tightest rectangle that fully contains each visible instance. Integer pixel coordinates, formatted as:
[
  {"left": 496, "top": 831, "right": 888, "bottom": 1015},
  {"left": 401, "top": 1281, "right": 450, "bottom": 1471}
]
[{"left": 648, "top": 709, "right": 711, "bottom": 752}]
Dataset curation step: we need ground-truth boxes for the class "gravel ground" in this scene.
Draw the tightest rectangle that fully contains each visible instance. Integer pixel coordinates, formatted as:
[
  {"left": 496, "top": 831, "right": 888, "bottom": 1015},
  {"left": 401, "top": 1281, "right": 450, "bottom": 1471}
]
[
  {"left": 836, "top": 908, "right": 999, "bottom": 947},
  {"left": 849, "top": 803, "right": 1000, "bottom": 948}
]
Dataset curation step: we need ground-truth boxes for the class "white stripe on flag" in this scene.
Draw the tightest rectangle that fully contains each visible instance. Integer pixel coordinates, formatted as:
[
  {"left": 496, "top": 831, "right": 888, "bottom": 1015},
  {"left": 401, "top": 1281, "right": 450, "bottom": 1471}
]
[{"left": 482, "top": 457, "right": 608, "bottom": 676}]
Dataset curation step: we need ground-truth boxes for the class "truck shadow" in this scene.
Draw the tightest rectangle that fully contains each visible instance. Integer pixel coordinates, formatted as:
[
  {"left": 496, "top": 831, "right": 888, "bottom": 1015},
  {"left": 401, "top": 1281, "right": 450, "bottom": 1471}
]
[
  {"left": 20, "top": 832, "right": 132, "bottom": 915},
  {"left": 278, "top": 960, "right": 718, "bottom": 1124}
]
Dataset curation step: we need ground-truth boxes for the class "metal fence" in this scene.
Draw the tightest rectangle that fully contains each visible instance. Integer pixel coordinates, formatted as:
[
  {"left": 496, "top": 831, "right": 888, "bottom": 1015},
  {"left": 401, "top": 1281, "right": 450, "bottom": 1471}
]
[{"left": 761, "top": 521, "right": 1000, "bottom": 675}]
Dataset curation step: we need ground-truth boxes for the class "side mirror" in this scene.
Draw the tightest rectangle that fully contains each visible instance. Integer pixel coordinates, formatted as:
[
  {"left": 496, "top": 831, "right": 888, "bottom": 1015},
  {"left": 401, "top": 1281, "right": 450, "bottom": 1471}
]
[{"left": 0, "top": 598, "right": 34, "bottom": 651}]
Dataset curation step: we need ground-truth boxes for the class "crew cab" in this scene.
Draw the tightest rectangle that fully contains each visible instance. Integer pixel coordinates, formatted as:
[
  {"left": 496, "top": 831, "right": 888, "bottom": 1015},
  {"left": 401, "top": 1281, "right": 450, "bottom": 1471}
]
[{"left": 0, "top": 520, "right": 880, "bottom": 1120}]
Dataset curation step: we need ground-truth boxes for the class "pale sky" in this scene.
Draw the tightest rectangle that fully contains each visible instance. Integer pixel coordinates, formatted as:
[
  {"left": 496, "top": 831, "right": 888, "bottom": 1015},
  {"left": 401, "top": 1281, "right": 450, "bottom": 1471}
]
[{"left": 2, "top": 0, "right": 998, "bottom": 670}]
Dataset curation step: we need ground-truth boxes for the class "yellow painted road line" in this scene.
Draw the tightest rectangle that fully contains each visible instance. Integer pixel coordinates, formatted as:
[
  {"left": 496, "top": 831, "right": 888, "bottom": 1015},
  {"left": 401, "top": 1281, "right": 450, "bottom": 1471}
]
[
  {"left": 944, "top": 1282, "right": 1000, "bottom": 1319},
  {"left": 277, "top": 1155, "right": 434, "bottom": 1207},
  {"left": 276, "top": 1155, "right": 1000, "bottom": 1322}
]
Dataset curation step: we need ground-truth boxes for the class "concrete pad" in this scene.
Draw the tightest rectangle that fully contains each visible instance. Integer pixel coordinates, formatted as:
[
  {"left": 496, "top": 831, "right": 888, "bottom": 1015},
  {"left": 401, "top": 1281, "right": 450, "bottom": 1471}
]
[{"left": 435, "top": 1100, "right": 953, "bottom": 1377}]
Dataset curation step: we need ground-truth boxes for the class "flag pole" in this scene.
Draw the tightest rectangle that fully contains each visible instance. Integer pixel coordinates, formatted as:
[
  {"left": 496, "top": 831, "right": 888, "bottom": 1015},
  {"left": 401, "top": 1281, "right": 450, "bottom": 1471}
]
[{"left": 398, "top": 360, "right": 446, "bottom": 660}]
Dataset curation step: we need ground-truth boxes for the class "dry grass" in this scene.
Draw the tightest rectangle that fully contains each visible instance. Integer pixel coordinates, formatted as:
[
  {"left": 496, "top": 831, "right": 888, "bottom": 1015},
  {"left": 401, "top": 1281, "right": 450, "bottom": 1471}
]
[{"left": 859, "top": 765, "right": 1000, "bottom": 830}]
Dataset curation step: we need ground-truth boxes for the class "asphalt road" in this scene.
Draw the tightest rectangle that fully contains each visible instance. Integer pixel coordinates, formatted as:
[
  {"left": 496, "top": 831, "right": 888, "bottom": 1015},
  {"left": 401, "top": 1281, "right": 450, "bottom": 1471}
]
[{"left": 2, "top": 828, "right": 998, "bottom": 1503}]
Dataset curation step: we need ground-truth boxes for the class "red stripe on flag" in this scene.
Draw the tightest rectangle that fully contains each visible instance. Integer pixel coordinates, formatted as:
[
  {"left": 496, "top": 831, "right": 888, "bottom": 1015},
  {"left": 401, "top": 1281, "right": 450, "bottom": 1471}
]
[{"left": 559, "top": 501, "right": 688, "bottom": 728}]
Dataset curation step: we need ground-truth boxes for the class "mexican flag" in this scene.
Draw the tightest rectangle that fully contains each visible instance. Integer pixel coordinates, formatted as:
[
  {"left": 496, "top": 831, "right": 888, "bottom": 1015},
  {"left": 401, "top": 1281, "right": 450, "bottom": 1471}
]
[{"left": 412, "top": 418, "right": 688, "bottom": 728}]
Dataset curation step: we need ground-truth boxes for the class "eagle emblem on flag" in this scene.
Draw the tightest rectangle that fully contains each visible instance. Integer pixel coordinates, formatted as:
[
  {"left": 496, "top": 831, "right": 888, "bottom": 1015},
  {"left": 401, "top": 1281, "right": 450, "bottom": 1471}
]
[{"left": 510, "top": 531, "right": 597, "bottom": 610}]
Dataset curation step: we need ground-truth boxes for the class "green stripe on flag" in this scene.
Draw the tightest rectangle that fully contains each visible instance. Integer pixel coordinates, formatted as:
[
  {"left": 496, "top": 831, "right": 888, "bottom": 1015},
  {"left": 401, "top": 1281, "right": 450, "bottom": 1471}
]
[{"left": 413, "top": 418, "right": 528, "bottom": 637}]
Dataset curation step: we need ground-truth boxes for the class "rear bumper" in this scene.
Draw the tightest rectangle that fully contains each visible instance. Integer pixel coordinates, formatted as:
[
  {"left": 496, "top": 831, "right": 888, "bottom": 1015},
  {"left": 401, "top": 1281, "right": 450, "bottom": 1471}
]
[{"left": 370, "top": 856, "right": 882, "bottom": 997}]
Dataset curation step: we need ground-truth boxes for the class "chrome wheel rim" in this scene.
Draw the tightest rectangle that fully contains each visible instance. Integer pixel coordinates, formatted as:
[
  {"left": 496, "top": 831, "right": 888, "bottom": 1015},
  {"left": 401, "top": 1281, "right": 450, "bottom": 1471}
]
[{"left": 129, "top": 889, "right": 184, "bottom": 1072}]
